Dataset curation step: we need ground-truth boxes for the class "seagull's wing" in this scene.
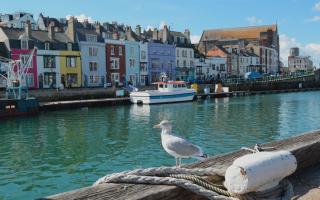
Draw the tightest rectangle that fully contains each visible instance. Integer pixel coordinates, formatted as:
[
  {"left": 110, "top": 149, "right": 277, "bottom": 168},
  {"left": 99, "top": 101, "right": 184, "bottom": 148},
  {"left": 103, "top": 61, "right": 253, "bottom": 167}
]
[{"left": 165, "top": 134, "right": 204, "bottom": 157}]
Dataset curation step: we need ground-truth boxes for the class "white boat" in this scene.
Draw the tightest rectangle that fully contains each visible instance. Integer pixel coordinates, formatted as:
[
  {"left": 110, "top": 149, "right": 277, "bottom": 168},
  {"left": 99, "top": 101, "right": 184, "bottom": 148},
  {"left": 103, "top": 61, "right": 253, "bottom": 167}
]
[{"left": 130, "top": 81, "right": 196, "bottom": 104}]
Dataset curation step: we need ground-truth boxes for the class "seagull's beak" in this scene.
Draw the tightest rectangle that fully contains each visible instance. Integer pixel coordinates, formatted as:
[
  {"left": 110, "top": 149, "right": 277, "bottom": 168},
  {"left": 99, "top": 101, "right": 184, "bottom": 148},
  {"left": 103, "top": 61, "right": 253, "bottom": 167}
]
[{"left": 153, "top": 124, "right": 161, "bottom": 128}]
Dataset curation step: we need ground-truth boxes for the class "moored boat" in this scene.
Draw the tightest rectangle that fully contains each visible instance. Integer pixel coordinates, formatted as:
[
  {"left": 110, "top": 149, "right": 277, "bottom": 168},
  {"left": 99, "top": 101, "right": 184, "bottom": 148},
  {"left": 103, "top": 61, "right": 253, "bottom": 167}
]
[{"left": 130, "top": 81, "right": 195, "bottom": 104}]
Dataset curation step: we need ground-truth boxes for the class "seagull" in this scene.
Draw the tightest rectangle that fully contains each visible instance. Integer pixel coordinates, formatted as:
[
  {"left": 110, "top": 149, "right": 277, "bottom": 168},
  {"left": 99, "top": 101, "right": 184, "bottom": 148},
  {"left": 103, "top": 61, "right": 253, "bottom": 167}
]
[{"left": 153, "top": 120, "right": 207, "bottom": 167}]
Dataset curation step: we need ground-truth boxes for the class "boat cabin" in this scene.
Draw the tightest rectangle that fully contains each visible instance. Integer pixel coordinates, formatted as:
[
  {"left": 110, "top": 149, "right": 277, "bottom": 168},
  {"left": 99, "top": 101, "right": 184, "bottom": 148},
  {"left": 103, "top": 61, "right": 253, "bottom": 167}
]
[{"left": 153, "top": 81, "right": 188, "bottom": 92}]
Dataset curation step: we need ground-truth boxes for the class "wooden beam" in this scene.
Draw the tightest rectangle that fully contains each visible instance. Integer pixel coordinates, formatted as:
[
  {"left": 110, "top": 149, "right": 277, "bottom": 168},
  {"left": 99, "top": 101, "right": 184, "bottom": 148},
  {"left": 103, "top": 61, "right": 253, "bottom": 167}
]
[{"left": 42, "top": 130, "right": 320, "bottom": 200}]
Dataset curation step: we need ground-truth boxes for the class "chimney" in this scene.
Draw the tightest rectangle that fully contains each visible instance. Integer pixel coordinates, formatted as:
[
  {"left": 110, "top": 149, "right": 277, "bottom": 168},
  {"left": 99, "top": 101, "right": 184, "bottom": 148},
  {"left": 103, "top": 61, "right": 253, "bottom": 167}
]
[
  {"left": 184, "top": 29, "right": 191, "bottom": 43},
  {"left": 135, "top": 25, "right": 141, "bottom": 37},
  {"left": 162, "top": 25, "right": 169, "bottom": 43},
  {"left": 152, "top": 28, "right": 159, "bottom": 40},
  {"left": 112, "top": 32, "right": 119, "bottom": 40},
  {"left": 25, "top": 20, "right": 32, "bottom": 38},
  {"left": 125, "top": 26, "right": 133, "bottom": 40},
  {"left": 66, "top": 16, "right": 76, "bottom": 42},
  {"left": 95, "top": 22, "right": 101, "bottom": 35},
  {"left": 48, "top": 21, "right": 55, "bottom": 40}
]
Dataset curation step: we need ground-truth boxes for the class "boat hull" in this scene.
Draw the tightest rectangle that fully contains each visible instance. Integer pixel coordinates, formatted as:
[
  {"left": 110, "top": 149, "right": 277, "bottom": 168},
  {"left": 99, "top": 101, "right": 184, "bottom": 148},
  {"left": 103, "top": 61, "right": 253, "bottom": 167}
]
[
  {"left": 0, "top": 98, "right": 39, "bottom": 118},
  {"left": 130, "top": 90, "right": 195, "bottom": 104}
]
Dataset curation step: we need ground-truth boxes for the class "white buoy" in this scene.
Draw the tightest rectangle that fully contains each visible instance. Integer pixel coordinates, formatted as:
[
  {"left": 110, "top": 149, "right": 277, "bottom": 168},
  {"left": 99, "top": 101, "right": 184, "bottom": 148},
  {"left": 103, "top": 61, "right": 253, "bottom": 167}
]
[{"left": 224, "top": 150, "right": 297, "bottom": 194}]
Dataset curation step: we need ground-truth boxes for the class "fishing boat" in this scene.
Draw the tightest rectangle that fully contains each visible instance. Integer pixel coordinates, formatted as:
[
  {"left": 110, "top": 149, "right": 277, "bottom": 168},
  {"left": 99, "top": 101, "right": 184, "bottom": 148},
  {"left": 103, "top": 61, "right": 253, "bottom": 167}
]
[
  {"left": 0, "top": 49, "right": 39, "bottom": 118},
  {"left": 130, "top": 81, "right": 196, "bottom": 104}
]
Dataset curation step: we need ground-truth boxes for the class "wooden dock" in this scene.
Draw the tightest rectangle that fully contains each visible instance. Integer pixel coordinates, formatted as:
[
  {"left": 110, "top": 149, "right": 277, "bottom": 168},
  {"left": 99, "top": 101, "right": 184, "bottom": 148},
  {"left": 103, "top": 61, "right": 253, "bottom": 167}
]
[{"left": 43, "top": 130, "right": 320, "bottom": 200}]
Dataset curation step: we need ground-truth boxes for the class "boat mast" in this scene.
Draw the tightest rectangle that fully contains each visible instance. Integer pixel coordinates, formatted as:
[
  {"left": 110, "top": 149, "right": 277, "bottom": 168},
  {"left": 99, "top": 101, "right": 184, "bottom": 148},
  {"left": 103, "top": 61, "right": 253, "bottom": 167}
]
[{"left": 0, "top": 48, "right": 36, "bottom": 100}]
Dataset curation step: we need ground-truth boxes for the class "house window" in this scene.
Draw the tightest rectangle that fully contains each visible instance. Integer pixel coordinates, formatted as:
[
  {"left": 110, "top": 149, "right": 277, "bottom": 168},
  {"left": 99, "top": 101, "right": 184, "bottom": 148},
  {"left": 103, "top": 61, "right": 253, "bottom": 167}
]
[
  {"left": 89, "top": 62, "right": 98, "bottom": 71},
  {"left": 129, "top": 59, "right": 135, "bottom": 67},
  {"left": 20, "top": 54, "right": 31, "bottom": 67},
  {"left": 67, "top": 43, "right": 72, "bottom": 51},
  {"left": 89, "top": 75, "right": 100, "bottom": 84},
  {"left": 26, "top": 74, "right": 34, "bottom": 87},
  {"left": 110, "top": 57, "right": 120, "bottom": 69},
  {"left": 141, "top": 51, "right": 146, "bottom": 59},
  {"left": 119, "top": 46, "right": 123, "bottom": 56},
  {"left": 44, "top": 72, "right": 56, "bottom": 86},
  {"left": 220, "top": 64, "right": 225, "bottom": 71},
  {"left": 190, "top": 51, "right": 193, "bottom": 58},
  {"left": 190, "top": 60, "right": 194, "bottom": 67},
  {"left": 177, "top": 50, "right": 179, "bottom": 57},
  {"left": 151, "top": 58, "right": 160, "bottom": 69},
  {"left": 212, "top": 64, "right": 215, "bottom": 70},
  {"left": 183, "top": 60, "right": 186, "bottom": 67},
  {"left": 43, "top": 56, "right": 55, "bottom": 68},
  {"left": 45, "top": 43, "right": 50, "bottom": 50},
  {"left": 86, "top": 34, "right": 97, "bottom": 42},
  {"left": 66, "top": 73, "right": 78, "bottom": 84},
  {"left": 21, "top": 39, "right": 28, "bottom": 49},
  {"left": 111, "top": 73, "right": 120, "bottom": 82},
  {"left": 111, "top": 46, "right": 115, "bottom": 55},
  {"left": 89, "top": 47, "right": 98, "bottom": 56},
  {"left": 66, "top": 56, "right": 76, "bottom": 68},
  {"left": 177, "top": 60, "right": 179, "bottom": 67}
]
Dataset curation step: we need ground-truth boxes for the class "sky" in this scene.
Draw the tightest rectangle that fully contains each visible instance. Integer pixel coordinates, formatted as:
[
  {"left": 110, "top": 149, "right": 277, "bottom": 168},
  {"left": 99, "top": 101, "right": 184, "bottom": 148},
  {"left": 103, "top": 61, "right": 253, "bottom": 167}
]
[{"left": 1, "top": 0, "right": 320, "bottom": 66}]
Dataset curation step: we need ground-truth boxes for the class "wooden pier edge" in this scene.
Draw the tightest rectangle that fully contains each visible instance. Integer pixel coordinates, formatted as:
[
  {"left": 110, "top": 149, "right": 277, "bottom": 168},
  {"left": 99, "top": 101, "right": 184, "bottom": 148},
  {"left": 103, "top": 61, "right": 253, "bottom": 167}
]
[{"left": 43, "top": 130, "right": 320, "bottom": 200}]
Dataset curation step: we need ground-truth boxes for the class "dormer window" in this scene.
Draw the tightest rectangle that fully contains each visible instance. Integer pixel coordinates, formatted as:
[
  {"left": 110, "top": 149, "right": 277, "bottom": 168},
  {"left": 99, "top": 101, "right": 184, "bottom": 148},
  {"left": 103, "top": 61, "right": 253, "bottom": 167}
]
[
  {"left": 21, "top": 39, "right": 28, "bottom": 49},
  {"left": 86, "top": 34, "right": 97, "bottom": 42},
  {"left": 45, "top": 42, "right": 50, "bottom": 50},
  {"left": 67, "top": 43, "right": 72, "bottom": 51}
]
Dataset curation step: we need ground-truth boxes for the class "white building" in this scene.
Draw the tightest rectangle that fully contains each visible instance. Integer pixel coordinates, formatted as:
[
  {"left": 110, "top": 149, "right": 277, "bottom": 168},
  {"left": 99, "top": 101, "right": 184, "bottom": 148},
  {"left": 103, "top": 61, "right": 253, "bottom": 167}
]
[
  {"left": 37, "top": 50, "right": 61, "bottom": 89},
  {"left": 139, "top": 41, "right": 148, "bottom": 85},
  {"left": 288, "top": 47, "right": 313, "bottom": 73},
  {"left": 176, "top": 46, "right": 194, "bottom": 81},
  {"left": 195, "top": 57, "right": 227, "bottom": 81},
  {"left": 247, "top": 44, "right": 279, "bottom": 74},
  {"left": 0, "top": 12, "right": 36, "bottom": 30}
]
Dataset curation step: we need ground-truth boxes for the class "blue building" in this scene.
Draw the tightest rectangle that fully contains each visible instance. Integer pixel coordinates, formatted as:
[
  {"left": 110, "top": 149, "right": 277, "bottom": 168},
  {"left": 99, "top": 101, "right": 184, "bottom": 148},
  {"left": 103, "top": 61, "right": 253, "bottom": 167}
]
[
  {"left": 125, "top": 40, "right": 140, "bottom": 86},
  {"left": 148, "top": 42, "right": 176, "bottom": 83},
  {"left": 77, "top": 23, "right": 106, "bottom": 87}
]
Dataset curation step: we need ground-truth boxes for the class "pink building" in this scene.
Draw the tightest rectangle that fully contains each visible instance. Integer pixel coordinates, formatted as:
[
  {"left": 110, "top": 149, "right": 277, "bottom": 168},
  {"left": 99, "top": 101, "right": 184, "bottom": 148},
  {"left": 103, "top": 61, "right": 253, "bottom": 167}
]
[{"left": 10, "top": 48, "right": 38, "bottom": 89}]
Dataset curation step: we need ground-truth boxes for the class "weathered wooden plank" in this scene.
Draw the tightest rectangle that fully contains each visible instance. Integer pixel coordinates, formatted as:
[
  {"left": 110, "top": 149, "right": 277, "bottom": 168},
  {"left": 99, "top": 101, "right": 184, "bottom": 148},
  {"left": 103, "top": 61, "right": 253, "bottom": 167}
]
[{"left": 42, "top": 130, "right": 320, "bottom": 200}]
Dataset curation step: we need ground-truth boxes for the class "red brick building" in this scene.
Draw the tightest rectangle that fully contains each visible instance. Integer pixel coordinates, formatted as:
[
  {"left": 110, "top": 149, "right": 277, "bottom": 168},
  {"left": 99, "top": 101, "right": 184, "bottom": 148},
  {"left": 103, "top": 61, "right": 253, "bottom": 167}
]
[{"left": 105, "top": 39, "right": 125, "bottom": 85}]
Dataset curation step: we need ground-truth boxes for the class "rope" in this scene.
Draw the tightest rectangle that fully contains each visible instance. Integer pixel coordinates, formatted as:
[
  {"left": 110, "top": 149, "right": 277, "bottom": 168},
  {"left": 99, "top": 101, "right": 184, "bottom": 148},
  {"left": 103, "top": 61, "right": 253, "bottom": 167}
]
[
  {"left": 167, "top": 174, "right": 231, "bottom": 197},
  {"left": 94, "top": 167, "right": 234, "bottom": 200}
]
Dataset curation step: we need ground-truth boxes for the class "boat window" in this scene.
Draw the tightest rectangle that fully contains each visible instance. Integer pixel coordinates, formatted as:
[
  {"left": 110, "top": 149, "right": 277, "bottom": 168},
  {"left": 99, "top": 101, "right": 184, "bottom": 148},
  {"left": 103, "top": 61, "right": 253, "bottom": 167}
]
[
  {"left": 159, "top": 84, "right": 163, "bottom": 88},
  {"left": 164, "top": 84, "right": 167, "bottom": 88},
  {"left": 178, "top": 84, "right": 182, "bottom": 88},
  {"left": 173, "top": 84, "right": 177, "bottom": 88},
  {"left": 182, "top": 84, "right": 186, "bottom": 88}
]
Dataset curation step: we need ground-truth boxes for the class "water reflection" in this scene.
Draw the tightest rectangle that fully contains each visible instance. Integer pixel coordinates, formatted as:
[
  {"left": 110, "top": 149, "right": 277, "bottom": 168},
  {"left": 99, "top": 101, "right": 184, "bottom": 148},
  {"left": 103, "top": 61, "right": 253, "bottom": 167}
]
[{"left": 1, "top": 91, "right": 320, "bottom": 199}]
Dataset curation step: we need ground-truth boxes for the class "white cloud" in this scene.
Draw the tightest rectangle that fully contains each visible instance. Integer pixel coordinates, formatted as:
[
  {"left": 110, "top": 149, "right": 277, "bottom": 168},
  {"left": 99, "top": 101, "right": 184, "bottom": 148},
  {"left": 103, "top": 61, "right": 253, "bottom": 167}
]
[
  {"left": 280, "top": 34, "right": 320, "bottom": 67},
  {"left": 306, "top": 16, "right": 320, "bottom": 22},
  {"left": 66, "top": 14, "right": 94, "bottom": 23},
  {"left": 190, "top": 35, "right": 201, "bottom": 44},
  {"left": 313, "top": 2, "right": 320, "bottom": 11},
  {"left": 246, "top": 16, "right": 263, "bottom": 26},
  {"left": 145, "top": 25, "right": 154, "bottom": 31},
  {"left": 159, "top": 21, "right": 167, "bottom": 29}
]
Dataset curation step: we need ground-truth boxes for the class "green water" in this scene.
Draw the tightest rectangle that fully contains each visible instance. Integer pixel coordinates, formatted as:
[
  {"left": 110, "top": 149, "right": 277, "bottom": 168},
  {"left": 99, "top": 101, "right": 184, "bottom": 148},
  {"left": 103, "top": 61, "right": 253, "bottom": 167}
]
[{"left": 1, "top": 91, "right": 320, "bottom": 199}]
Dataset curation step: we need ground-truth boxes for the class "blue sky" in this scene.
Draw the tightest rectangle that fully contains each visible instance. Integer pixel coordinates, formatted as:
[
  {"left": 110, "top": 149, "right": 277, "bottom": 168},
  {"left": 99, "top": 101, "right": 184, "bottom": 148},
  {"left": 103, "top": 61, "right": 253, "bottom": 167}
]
[{"left": 1, "top": 0, "right": 320, "bottom": 65}]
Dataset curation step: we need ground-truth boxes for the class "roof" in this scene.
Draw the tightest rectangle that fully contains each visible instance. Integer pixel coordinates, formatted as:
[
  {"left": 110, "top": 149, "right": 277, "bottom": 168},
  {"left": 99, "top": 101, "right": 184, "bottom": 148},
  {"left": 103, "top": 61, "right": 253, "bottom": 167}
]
[
  {"left": 1, "top": 27, "right": 72, "bottom": 43},
  {"left": 202, "top": 24, "right": 277, "bottom": 41}
]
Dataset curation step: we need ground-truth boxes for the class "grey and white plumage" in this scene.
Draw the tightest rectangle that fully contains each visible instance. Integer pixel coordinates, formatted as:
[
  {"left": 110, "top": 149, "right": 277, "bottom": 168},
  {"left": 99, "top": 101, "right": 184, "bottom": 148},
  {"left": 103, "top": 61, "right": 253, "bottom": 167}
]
[{"left": 153, "top": 120, "right": 207, "bottom": 167}]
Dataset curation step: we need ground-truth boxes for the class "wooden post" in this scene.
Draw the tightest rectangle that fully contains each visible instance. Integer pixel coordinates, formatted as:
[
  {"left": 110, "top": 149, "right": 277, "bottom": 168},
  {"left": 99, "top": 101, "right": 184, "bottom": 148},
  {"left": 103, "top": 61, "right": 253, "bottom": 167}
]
[{"left": 43, "top": 130, "right": 320, "bottom": 200}]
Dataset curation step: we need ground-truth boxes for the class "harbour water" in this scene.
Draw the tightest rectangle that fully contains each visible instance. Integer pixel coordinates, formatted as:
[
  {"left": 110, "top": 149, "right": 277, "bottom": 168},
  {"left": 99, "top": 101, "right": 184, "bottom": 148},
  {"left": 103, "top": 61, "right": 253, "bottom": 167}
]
[{"left": 1, "top": 91, "right": 320, "bottom": 200}]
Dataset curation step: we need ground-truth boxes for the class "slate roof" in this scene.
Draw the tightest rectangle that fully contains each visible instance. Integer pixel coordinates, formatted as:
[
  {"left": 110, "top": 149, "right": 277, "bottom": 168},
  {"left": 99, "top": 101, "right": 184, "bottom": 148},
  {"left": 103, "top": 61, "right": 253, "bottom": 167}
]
[{"left": 1, "top": 27, "right": 78, "bottom": 50}]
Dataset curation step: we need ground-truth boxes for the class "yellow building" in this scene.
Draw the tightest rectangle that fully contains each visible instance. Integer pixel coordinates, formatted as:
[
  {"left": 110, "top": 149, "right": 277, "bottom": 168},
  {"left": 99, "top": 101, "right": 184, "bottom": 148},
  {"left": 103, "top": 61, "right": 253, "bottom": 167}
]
[{"left": 60, "top": 50, "right": 82, "bottom": 88}]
